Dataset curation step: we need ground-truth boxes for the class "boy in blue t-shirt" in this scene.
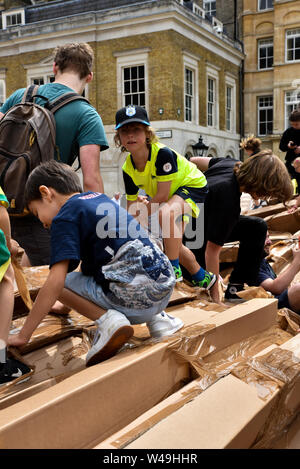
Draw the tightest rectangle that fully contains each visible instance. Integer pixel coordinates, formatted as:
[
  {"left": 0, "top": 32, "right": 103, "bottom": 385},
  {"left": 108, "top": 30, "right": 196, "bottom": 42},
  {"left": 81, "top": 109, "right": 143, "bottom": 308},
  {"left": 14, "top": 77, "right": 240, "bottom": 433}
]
[{"left": 8, "top": 161, "right": 183, "bottom": 366}]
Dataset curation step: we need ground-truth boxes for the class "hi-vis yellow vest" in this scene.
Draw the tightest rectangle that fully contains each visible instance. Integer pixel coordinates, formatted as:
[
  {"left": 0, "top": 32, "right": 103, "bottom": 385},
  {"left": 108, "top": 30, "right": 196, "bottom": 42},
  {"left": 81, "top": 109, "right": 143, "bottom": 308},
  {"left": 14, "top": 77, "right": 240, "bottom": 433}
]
[{"left": 122, "top": 142, "right": 207, "bottom": 201}]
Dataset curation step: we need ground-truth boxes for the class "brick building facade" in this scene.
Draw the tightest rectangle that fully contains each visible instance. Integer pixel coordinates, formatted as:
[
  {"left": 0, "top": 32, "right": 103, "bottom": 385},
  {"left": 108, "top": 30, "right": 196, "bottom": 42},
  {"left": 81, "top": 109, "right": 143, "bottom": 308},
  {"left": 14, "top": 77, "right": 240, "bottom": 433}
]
[
  {"left": 243, "top": 0, "right": 300, "bottom": 158},
  {"left": 0, "top": 0, "right": 243, "bottom": 196}
]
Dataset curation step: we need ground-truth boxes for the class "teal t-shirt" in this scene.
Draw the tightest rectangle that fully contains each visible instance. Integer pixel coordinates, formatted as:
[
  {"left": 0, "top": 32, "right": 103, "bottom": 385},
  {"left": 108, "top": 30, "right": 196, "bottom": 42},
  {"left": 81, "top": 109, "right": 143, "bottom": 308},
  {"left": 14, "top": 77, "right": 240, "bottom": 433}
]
[{"left": 0, "top": 83, "right": 109, "bottom": 164}]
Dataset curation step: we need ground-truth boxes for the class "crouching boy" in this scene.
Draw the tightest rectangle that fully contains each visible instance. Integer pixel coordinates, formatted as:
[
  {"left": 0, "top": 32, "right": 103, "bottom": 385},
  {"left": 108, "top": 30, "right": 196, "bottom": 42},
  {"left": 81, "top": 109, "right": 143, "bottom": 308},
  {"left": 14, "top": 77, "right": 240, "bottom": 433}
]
[{"left": 8, "top": 162, "right": 183, "bottom": 366}]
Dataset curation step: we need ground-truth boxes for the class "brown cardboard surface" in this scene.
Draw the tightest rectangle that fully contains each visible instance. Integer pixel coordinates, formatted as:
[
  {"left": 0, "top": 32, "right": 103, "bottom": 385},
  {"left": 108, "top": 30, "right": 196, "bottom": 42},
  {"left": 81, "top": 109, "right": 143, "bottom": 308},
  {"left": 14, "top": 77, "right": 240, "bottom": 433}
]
[
  {"left": 244, "top": 202, "right": 286, "bottom": 218},
  {"left": 0, "top": 299, "right": 277, "bottom": 449},
  {"left": 0, "top": 307, "right": 200, "bottom": 449},
  {"left": 265, "top": 210, "right": 300, "bottom": 235},
  {"left": 98, "top": 321, "right": 293, "bottom": 449},
  {"left": 121, "top": 332, "right": 300, "bottom": 449},
  {"left": 126, "top": 375, "right": 274, "bottom": 449},
  {"left": 271, "top": 413, "right": 300, "bottom": 449},
  {"left": 220, "top": 242, "right": 239, "bottom": 263}
]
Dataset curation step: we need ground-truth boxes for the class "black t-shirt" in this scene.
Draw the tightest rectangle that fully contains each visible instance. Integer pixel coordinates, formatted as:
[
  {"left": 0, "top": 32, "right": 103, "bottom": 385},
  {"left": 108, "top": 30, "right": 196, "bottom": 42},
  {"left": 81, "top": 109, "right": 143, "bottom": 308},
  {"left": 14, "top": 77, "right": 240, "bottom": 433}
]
[
  {"left": 279, "top": 127, "right": 300, "bottom": 164},
  {"left": 204, "top": 157, "right": 241, "bottom": 246},
  {"left": 257, "top": 258, "right": 276, "bottom": 284}
]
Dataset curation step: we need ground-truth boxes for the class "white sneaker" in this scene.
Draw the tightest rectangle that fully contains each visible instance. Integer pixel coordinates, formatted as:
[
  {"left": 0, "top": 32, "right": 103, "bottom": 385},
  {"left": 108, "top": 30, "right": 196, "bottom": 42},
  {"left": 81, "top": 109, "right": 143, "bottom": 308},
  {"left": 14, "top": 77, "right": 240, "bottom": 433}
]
[
  {"left": 147, "top": 311, "right": 184, "bottom": 339},
  {"left": 86, "top": 309, "right": 134, "bottom": 367}
]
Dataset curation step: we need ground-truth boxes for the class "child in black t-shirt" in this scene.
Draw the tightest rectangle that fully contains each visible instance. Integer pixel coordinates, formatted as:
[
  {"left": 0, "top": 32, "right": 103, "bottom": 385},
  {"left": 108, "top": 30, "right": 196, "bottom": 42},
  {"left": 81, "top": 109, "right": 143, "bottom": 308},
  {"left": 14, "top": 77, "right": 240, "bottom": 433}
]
[
  {"left": 189, "top": 150, "right": 294, "bottom": 303},
  {"left": 8, "top": 161, "right": 184, "bottom": 366}
]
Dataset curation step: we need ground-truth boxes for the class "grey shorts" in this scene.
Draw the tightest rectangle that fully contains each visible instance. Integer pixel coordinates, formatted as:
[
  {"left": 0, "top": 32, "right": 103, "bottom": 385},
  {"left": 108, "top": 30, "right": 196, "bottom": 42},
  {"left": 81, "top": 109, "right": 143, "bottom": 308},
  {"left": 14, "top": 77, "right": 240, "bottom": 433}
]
[{"left": 65, "top": 271, "right": 173, "bottom": 324}]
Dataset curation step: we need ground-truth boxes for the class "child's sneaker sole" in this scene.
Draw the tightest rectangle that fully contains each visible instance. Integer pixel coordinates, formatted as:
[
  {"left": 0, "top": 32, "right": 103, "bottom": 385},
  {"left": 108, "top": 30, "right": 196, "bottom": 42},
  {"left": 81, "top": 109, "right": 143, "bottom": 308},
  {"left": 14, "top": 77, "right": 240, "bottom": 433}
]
[{"left": 86, "top": 325, "right": 133, "bottom": 367}]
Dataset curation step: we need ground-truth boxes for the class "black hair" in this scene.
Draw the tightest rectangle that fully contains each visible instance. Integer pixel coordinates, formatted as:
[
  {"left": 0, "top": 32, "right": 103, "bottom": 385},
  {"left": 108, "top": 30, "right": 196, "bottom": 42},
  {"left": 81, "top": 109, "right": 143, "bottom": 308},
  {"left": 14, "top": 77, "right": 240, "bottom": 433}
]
[{"left": 25, "top": 161, "right": 83, "bottom": 206}]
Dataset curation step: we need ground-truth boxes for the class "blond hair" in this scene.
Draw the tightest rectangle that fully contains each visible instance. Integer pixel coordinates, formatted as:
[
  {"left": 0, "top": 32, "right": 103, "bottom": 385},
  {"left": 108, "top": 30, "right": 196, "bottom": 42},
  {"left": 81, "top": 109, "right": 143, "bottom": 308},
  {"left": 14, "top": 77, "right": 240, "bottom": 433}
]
[
  {"left": 53, "top": 43, "right": 94, "bottom": 79},
  {"left": 114, "top": 125, "right": 158, "bottom": 152},
  {"left": 234, "top": 149, "right": 293, "bottom": 203},
  {"left": 240, "top": 135, "right": 262, "bottom": 153}
]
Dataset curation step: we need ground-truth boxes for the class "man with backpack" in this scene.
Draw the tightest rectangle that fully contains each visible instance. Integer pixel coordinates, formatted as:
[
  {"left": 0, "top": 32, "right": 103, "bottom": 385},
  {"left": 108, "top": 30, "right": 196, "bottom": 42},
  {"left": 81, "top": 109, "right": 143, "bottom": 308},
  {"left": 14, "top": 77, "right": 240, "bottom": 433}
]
[{"left": 0, "top": 42, "right": 108, "bottom": 266}]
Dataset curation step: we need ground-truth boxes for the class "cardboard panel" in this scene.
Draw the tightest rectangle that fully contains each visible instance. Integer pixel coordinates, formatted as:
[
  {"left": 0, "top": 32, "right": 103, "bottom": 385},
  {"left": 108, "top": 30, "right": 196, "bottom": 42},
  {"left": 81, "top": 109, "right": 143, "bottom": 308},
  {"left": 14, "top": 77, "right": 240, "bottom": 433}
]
[
  {"left": 265, "top": 210, "right": 300, "bottom": 235},
  {"left": 126, "top": 375, "right": 274, "bottom": 449},
  {"left": 0, "top": 299, "right": 278, "bottom": 449},
  {"left": 122, "top": 333, "right": 300, "bottom": 449}
]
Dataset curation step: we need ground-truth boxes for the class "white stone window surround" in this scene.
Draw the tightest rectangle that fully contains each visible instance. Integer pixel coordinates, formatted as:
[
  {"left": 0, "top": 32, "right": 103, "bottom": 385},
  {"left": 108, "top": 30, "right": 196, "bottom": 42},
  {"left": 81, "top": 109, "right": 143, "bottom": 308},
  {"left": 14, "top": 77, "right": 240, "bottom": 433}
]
[
  {"left": 225, "top": 74, "right": 236, "bottom": 133},
  {"left": 285, "top": 89, "right": 300, "bottom": 129},
  {"left": 286, "top": 29, "right": 300, "bottom": 63},
  {"left": 206, "top": 63, "right": 220, "bottom": 129},
  {"left": 114, "top": 48, "right": 150, "bottom": 110},
  {"left": 258, "top": 37, "right": 274, "bottom": 70},
  {"left": 183, "top": 52, "right": 199, "bottom": 125},
  {"left": 257, "top": 95, "right": 273, "bottom": 136},
  {"left": 203, "top": 0, "right": 217, "bottom": 17},
  {"left": 2, "top": 9, "right": 25, "bottom": 29},
  {"left": 257, "top": 0, "right": 273, "bottom": 12}
]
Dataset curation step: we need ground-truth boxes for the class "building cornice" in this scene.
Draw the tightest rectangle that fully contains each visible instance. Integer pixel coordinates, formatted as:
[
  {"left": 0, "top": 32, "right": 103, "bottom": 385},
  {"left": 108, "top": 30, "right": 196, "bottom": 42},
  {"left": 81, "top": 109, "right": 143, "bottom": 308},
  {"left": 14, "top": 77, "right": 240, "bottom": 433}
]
[{"left": 0, "top": 1, "right": 244, "bottom": 66}]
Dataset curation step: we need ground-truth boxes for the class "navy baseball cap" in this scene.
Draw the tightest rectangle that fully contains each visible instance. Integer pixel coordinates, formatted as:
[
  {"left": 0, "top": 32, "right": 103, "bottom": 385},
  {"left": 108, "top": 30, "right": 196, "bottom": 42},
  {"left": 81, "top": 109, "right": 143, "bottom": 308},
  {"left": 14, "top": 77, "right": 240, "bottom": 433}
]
[{"left": 115, "top": 105, "right": 150, "bottom": 130}]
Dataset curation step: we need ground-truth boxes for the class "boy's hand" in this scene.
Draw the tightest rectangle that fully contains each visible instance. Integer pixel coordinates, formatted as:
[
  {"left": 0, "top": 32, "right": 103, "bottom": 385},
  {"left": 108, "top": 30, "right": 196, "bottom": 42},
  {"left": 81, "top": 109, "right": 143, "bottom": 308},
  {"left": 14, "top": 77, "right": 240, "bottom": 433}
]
[
  {"left": 288, "top": 141, "right": 296, "bottom": 149},
  {"left": 7, "top": 333, "right": 29, "bottom": 348}
]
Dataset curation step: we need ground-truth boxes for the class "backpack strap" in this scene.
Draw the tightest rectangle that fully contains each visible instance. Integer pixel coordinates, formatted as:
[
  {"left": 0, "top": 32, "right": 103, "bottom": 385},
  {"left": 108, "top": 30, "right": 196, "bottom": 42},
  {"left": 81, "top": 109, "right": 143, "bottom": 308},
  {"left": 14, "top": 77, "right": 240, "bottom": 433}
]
[
  {"left": 21, "top": 84, "right": 39, "bottom": 103},
  {"left": 46, "top": 92, "right": 90, "bottom": 114}
]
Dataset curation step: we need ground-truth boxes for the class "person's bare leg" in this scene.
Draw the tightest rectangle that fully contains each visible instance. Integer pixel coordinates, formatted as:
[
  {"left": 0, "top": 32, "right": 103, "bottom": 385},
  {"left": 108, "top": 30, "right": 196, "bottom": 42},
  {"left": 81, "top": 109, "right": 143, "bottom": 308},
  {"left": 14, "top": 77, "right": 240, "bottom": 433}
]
[
  {"left": 58, "top": 287, "right": 106, "bottom": 321},
  {"left": 0, "top": 264, "right": 14, "bottom": 345},
  {"left": 286, "top": 284, "right": 300, "bottom": 314},
  {"left": 50, "top": 300, "right": 71, "bottom": 315}
]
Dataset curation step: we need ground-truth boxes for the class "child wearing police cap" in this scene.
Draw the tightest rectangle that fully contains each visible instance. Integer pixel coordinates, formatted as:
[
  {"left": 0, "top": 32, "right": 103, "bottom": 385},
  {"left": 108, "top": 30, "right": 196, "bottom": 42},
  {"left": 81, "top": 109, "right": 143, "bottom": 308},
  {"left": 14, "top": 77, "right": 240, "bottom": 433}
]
[{"left": 114, "top": 104, "right": 216, "bottom": 290}]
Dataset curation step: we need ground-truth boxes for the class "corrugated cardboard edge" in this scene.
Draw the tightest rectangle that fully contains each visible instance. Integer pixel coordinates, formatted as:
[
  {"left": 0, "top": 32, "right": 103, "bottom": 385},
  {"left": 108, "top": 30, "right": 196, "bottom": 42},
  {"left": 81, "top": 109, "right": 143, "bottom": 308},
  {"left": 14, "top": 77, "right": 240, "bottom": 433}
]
[{"left": 0, "top": 299, "right": 277, "bottom": 449}]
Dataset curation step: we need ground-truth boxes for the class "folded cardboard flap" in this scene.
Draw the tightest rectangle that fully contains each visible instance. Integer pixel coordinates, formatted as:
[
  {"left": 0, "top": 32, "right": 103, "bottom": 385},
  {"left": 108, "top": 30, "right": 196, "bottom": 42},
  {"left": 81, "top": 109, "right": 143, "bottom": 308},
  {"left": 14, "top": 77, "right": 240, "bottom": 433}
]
[
  {"left": 265, "top": 210, "right": 300, "bottom": 235},
  {"left": 0, "top": 299, "right": 278, "bottom": 449},
  {"left": 244, "top": 202, "right": 286, "bottom": 219}
]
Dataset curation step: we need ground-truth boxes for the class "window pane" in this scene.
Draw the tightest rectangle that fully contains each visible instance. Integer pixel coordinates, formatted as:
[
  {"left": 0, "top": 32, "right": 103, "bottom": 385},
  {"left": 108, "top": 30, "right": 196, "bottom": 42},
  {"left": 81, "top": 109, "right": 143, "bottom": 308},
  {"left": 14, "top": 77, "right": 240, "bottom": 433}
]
[
  {"left": 131, "top": 67, "right": 137, "bottom": 79},
  {"left": 138, "top": 66, "right": 144, "bottom": 78},
  {"left": 131, "top": 80, "right": 137, "bottom": 93},
  {"left": 124, "top": 68, "right": 130, "bottom": 80},
  {"left": 123, "top": 65, "right": 145, "bottom": 108},
  {"left": 139, "top": 80, "right": 145, "bottom": 92}
]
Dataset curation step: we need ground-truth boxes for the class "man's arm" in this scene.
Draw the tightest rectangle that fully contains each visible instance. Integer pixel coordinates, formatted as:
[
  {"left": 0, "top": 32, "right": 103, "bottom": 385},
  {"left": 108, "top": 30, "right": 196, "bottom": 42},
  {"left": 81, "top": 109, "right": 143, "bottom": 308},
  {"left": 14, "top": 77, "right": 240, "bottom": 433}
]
[
  {"left": 80, "top": 144, "right": 104, "bottom": 193},
  {"left": 0, "top": 112, "right": 4, "bottom": 119},
  {"left": 260, "top": 249, "right": 300, "bottom": 295},
  {"left": 8, "top": 260, "right": 69, "bottom": 346}
]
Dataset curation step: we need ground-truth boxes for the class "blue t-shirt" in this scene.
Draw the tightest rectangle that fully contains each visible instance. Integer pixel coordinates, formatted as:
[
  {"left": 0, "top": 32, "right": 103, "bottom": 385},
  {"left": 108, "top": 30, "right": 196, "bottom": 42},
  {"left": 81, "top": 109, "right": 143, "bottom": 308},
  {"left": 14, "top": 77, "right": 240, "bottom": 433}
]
[
  {"left": 0, "top": 83, "right": 109, "bottom": 164},
  {"left": 50, "top": 192, "right": 159, "bottom": 286},
  {"left": 257, "top": 258, "right": 276, "bottom": 285}
]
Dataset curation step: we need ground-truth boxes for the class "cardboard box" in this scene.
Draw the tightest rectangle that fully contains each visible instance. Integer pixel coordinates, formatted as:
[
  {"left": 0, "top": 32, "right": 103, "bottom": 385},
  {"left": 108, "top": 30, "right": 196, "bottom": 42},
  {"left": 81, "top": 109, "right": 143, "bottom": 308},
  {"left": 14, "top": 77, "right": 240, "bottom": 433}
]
[
  {"left": 0, "top": 299, "right": 278, "bottom": 449},
  {"left": 265, "top": 210, "right": 300, "bottom": 235},
  {"left": 244, "top": 202, "right": 286, "bottom": 219},
  {"left": 106, "top": 334, "right": 300, "bottom": 449}
]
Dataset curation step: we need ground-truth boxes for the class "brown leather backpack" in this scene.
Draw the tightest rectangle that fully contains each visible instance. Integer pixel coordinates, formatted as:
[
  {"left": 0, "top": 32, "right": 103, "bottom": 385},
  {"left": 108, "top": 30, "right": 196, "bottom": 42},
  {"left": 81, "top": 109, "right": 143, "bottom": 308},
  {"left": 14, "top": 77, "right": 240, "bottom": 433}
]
[{"left": 0, "top": 84, "right": 89, "bottom": 215}]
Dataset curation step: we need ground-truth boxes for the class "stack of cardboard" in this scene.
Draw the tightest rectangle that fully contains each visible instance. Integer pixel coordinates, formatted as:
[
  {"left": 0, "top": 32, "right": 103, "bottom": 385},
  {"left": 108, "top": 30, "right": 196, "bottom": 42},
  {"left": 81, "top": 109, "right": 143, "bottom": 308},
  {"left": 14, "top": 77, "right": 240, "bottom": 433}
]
[{"left": 0, "top": 204, "right": 299, "bottom": 449}]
